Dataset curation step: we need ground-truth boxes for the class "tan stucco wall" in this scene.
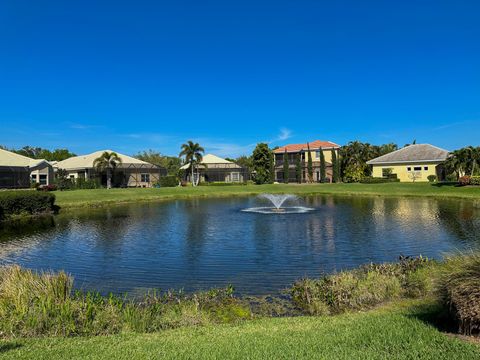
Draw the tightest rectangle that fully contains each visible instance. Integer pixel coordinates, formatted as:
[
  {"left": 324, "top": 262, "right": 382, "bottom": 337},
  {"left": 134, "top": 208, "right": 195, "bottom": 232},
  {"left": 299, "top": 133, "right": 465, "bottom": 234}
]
[
  {"left": 30, "top": 164, "right": 54, "bottom": 185},
  {"left": 371, "top": 163, "right": 440, "bottom": 182}
]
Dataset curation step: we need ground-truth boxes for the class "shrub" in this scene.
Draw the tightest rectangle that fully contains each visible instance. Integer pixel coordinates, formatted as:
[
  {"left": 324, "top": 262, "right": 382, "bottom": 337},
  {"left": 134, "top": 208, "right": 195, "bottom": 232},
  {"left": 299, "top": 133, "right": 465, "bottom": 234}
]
[
  {"left": 158, "top": 176, "right": 178, "bottom": 187},
  {"left": 0, "top": 266, "right": 250, "bottom": 338},
  {"left": 439, "top": 253, "right": 480, "bottom": 336},
  {"left": 38, "top": 184, "right": 58, "bottom": 192},
  {"left": 74, "top": 178, "right": 102, "bottom": 189},
  {"left": 470, "top": 176, "right": 480, "bottom": 185},
  {"left": 446, "top": 173, "right": 458, "bottom": 182},
  {"left": 427, "top": 175, "right": 437, "bottom": 183},
  {"left": 0, "top": 191, "right": 56, "bottom": 220},
  {"left": 360, "top": 177, "right": 400, "bottom": 184},
  {"left": 458, "top": 176, "right": 471, "bottom": 186},
  {"left": 291, "top": 256, "right": 433, "bottom": 315},
  {"left": 200, "top": 182, "right": 247, "bottom": 186}
]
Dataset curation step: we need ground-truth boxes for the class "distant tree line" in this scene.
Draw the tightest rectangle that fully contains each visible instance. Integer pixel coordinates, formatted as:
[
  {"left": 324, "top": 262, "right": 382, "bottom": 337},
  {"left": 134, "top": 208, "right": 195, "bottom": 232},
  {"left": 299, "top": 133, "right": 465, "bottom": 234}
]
[{"left": 0, "top": 145, "right": 76, "bottom": 162}]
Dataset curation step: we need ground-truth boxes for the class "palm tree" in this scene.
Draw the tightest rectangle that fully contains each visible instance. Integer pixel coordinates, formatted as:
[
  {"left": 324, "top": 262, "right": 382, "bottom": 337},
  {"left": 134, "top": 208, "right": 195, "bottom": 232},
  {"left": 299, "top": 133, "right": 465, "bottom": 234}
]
[
  {"left": 179, "top": 141, "right": 204, "bottom": 186},
  {"left": 93, "top": 151, "right": 122, "bottom": 189}
]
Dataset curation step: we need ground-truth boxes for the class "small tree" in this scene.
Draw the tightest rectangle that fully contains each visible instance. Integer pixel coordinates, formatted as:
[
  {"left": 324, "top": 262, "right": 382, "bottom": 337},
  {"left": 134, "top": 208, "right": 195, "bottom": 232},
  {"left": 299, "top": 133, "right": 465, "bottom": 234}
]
[
  {"left": 252, "top": 143, "right": 273, "bottom": 184},
  {"left": 295, "top": 153, "right": 302, "bottom": 183},
  {"left": 179, "top": 141, "right": 204, "bottom": 186},
  {"left": 319, "top": 147, "right": 326, "bottom": 183},
  {"left": 93, "top": 151, "right": 122, "bottom": 189},
  {"left": 307, "top": 143, "right": 313, "bottom": 183},
  {"left": 332, "top": 149, "right": 338, "bottom": 183},
  {"left": 283, "top": 148, "right": 289, "bottom": 183}
]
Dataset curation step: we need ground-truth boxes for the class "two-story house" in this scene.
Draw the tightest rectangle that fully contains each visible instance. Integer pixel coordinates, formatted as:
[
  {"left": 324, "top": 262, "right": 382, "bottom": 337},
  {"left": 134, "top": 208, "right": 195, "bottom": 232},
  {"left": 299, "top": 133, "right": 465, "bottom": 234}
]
[{"left": 273, "top": 140, "right": 340, "bottom": 183}]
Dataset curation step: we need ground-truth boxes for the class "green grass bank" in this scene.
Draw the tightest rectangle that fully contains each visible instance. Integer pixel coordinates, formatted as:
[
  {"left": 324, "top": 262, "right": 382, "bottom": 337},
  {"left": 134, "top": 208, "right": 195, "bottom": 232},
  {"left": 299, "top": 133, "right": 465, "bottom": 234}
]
[
  {"left": 2, "top": 301, "right": 479, "bottom": 360},
  {"left": 53, "top": 183, "right": 480, "bottom": 209}
]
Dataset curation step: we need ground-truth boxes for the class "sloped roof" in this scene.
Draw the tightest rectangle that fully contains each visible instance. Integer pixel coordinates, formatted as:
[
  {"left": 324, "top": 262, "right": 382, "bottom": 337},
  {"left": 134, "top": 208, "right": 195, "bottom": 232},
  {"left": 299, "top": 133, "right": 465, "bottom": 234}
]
[
  {"left": 274, "top": 140, "right": 340, "bottom": 153},
  {"left": 0, "top": 148, "right": 49, "bottom": 168},
  {"left": 180, "top": 154, "right": 241, "bottom": 170},
  {"left": 367, "top": 144, "right": 449, "bottom": 165},
  {"left": 57, "top": 150, "right": 159, "bottom": 170}
]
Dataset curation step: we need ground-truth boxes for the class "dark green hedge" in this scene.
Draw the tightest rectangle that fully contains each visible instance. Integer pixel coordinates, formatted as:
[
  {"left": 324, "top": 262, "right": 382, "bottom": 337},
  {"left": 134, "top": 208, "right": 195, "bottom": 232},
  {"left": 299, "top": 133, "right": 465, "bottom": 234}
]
[
  {"left": 360, "top": 177, "right": 401, "bottom": 184},
  {"left": 199, "top": 182, "right": 248, "bottom": 186},
  {"left": 0, "top": 191, "right": 56, "bottom": 220},
  {"left": 158, "top": 176, "right": 178, "bottom": 187}
]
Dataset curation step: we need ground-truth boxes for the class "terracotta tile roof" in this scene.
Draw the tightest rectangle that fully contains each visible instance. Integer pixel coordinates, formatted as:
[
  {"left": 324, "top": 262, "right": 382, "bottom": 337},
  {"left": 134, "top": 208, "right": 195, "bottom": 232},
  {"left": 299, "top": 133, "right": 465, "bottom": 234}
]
[{"left": 274, "top": 140, "right": 340, "bottom": 153}]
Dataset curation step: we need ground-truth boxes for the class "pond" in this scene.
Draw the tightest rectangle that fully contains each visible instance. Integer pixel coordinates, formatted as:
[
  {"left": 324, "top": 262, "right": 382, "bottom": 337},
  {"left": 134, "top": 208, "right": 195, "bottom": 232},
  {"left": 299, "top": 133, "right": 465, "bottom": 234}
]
[{"left": 0, "top": 195, "right": 479, "bottom": 296}]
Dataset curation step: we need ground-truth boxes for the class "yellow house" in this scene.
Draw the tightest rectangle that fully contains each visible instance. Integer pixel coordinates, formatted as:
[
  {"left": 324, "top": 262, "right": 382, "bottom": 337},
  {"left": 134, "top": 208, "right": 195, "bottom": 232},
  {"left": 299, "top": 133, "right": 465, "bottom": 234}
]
[
  {"left": 273, "top": 140, "right": 340, "bottom": 182},
  {"left": 367, "top": 144, "right": 449, "bottom": 182}
]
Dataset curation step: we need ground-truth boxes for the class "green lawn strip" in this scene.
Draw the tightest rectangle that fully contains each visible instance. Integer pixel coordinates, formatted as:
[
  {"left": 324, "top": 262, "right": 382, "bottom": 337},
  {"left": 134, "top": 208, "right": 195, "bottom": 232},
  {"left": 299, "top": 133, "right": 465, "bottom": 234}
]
[
  {"left": 2, "top": 301, "right": 479, "bottom": 360},
  {"left": 54, "top": 183, "right": 480, "bottom": 209}
]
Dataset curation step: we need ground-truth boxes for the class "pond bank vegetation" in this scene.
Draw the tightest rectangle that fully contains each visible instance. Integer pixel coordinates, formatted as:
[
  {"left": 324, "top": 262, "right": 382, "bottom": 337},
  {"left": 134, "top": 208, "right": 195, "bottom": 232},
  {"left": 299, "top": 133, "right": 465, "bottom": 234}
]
[{"left": 0, "top": 253, "right": 479, "bottom": 340}]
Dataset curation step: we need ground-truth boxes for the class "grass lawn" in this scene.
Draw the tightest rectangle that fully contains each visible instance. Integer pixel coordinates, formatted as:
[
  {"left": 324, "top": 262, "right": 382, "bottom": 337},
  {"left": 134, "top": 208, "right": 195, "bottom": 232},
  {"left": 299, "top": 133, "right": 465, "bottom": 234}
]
[
  {"left": 1, "top": 301, "right": 479, "bottom": 360},
  {"left": 54, "top": 183, "right": 480, "bottom": 208}
]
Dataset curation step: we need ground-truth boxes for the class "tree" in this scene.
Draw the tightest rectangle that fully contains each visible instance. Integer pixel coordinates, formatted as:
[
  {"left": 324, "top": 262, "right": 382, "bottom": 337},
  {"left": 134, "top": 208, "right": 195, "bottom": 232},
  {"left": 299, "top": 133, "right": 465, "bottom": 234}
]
[
  {"left": 319, "top": 147, "right": 326, "bottom": 183},
  {"left": 307, "top": 143, "right": 313, "bottom": 183},
  {"left": 179, "top": 141, "right": 205, "bottom": 186},
  {"left": 295, "top": 153, "right": 302, "bottom": 183},
  {"left": 252, "top": 143, "right": 273, "bottom": 184},
  {"left": 283, "top": 148, "right": 289, "bottom": 183},
  {"left": 135, "top": 150, "right": 181, "bottom": 175},
  {"left": 93, "top": 151, "right": 122, "bottom": 189},
  {"left": 331, "top": 149, "right": 339, "bottom": 183},
  {"left": 235, "top": 155, "right": 253, "bottom": 173}
]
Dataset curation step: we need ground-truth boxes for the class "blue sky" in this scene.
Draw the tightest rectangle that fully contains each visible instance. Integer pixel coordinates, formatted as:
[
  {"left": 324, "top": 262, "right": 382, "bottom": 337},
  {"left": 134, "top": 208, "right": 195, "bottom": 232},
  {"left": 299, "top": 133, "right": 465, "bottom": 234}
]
[{"left": 0, "top": 1, "right": 479, "bottom": 157}]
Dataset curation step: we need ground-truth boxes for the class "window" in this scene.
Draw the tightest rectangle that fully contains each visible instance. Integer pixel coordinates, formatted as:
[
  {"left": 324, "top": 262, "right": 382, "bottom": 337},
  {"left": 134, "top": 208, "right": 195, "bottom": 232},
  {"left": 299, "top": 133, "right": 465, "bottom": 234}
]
[
  {"left": 414, "top": 166, "right": 422, "bottom": 171},
  {"left": 407, "top": 167, "right": 411, "bottom": 171},
  {"left": 315, "top": 150, "right": 320, "bottom": 158},
  {"left": 39, "top": 174, "right": 47, "bottom": 185},
  {"left": 231, "top": 172, "right": 240, "bottom": 182},
  {"left": 141, "top": 173, "right": 150, "bottom": 183},
  {"left": 31, "top": 174, "right": 37, "bottom": 182},
  {"left": 424, "top": 166, "right": 428, "bottom": 171}
]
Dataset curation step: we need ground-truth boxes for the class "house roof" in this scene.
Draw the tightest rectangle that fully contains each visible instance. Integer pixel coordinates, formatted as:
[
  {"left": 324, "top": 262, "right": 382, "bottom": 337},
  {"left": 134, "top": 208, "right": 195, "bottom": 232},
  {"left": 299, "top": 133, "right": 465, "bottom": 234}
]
[
  {"left": 274, "top": 140, "right": 340, "bottom": 153},
  {"left": 180, "top": 154, "right": 242, "bottom": 170},
  {"left": 0, "top": 148, "right": 49, "bottom": 168},
  {"left": 366, "top": 144, "right": 450, "bottom": 165},
  {"left": 57, "top": 150, "right": 159, "bottom": 170}
]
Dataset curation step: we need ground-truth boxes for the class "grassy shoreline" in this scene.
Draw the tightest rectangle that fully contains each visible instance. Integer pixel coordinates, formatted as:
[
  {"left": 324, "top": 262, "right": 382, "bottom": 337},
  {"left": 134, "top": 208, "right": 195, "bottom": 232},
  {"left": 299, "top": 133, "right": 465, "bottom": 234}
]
[
  {"left": 53, "top": 183, "right": 480, "bottom": 209},
  {"left": 2, "top": 300, "right": 479, "bottom": 359},
  {"left": 1, "top": 255, "right": 480, "bottom": 358}
]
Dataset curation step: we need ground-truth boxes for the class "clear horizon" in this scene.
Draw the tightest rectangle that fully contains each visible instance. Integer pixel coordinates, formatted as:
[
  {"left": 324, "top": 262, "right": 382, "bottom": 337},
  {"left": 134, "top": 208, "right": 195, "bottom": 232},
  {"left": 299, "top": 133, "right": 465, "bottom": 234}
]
[{"left": 1, "top": 1, "right": 479, "bottom": 157}]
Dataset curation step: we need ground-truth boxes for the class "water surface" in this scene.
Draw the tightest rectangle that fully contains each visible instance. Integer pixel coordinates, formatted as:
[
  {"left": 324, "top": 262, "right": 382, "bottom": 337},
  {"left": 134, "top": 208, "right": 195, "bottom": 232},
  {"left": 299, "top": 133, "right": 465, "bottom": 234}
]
[{"left": 0, "top": 196, "right": 479, "bottom": 295}]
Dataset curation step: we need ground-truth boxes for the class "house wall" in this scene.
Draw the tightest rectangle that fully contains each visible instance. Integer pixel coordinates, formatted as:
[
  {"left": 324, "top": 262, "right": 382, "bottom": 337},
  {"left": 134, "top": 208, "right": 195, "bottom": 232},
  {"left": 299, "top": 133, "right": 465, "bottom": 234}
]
[
  {"left": 371, "top": 162, "right": 441, "bottom": 182},
  {"left": 30, "top": 164, "right": 54, "bottom": 186}
]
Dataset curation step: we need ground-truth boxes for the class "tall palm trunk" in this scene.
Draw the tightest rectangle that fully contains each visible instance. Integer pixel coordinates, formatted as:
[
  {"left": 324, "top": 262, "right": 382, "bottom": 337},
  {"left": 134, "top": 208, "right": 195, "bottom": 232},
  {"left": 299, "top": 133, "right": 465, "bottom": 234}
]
[
  {"left": 106, "top": 167, "right": 112, "bottom": 189},
  {"left": 191, "top": 161, "right": 195, "bottom": 187}
]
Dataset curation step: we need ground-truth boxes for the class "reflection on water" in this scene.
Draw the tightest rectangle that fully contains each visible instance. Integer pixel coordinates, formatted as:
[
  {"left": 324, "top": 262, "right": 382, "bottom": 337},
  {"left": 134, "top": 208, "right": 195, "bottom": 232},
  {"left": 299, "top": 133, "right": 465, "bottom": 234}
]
[{"left": 0, "top": 196, "right": 479, "bottom": 295}]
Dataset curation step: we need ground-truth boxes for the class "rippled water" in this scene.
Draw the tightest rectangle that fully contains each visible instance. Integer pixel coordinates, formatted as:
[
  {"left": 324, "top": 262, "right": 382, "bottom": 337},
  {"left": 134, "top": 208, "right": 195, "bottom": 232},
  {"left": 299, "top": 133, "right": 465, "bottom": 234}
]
[{"left": 0, "top": 196, "right": 479, "bottom": 295}]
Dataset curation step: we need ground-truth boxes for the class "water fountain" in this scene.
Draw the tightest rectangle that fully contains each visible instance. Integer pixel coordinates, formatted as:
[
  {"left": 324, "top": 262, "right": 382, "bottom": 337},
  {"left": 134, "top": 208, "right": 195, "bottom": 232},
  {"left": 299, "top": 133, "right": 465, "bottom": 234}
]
[{"left": 242, "top": 194, "right": 315, "bottom": 214}]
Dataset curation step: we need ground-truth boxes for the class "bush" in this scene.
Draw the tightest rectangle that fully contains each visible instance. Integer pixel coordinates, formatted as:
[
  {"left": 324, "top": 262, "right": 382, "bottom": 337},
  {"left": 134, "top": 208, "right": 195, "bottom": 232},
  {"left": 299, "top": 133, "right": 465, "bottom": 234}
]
[
  {"left": 199, "top": 182, "right": 247, "bottom": 186},
  {"left": 470, "top": 176, "right": 480, "bottom": 185},
  {"left": 74, "top": 178, "right": 102, "bottom": 189},
  {"left": 427, "top": 175, "right": 437, "bottom": 183},
  {"left": 438, "top": 253, "right": 480, "bottom": 336},
  {"left": 0, "top": 191, "right": 56, "bottom": 220},
  {"left": 458, "top": 176, "right": 471, "bottom": 186},
  {"left": 38, "top": 184, "right": 58, "bottom": 192},
  {"left": 360, "top": 177, "right": 400, "bottom": 184},
  {"left": 158, "top": 176, "right": 178, "bottom": 187},
  {"left": 291, "top": 256, "right": 433, "bottom": 315},
  {"left": 0, "top": 266, "right": 250, "bottom": 338}
]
